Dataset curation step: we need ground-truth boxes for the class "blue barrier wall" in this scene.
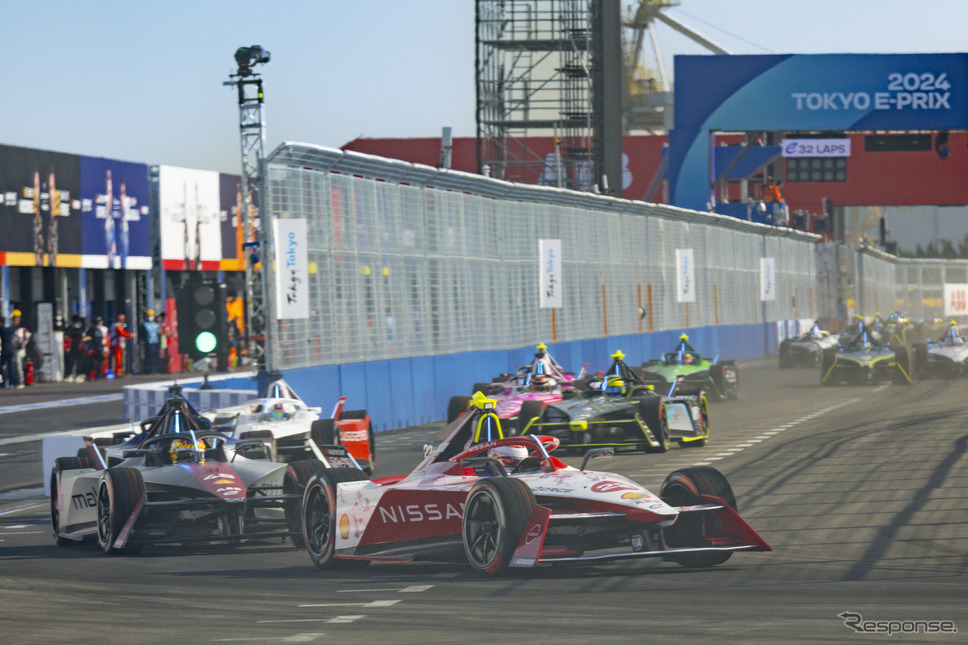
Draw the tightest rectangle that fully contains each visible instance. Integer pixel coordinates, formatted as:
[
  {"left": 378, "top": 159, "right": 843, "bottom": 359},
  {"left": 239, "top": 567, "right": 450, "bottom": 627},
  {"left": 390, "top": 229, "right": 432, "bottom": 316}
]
[{"left": 246, "top": 320, "right": 782, "bottom": 433}]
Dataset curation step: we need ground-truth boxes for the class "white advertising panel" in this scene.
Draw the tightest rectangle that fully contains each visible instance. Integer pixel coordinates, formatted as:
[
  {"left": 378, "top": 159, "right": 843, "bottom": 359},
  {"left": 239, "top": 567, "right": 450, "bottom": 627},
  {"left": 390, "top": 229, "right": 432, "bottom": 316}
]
[
  {"left": 944, "top": 283, "right": 968, "bottom": 316},
  {"left": 539, "top": 239, "right": 562, "bottom": 309},
  {"left": 274, "top": 218, "right": 310, "bottom": 319},
  {"left": 676, "top": 248, "right": 695, "bottom": 303},
  {"left": 157, "top": 165, "right": 222, "bottom": 270},
  {"left": 760, "top": 257, "right": 776, "bottom": 301}
]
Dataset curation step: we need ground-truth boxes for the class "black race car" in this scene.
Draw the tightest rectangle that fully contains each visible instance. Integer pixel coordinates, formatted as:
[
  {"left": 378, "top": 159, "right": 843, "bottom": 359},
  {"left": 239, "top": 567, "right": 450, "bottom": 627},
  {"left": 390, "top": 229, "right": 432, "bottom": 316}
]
[
  {"left": 820, "top": 326, "right": 912, "bottom": 386},
  {"left": 518, "top": 351, "right": 709, "bottom": 452},
  {"left": 778, "top": 322, "right": 840, "bottom": 367}
]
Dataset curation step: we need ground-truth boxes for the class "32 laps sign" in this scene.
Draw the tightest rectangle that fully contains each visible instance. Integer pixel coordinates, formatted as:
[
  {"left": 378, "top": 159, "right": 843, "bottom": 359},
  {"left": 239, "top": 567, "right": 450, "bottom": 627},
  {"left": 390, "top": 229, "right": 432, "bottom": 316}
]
[{"left": 944, "top": 283, "right": 968, "bottom": 316}]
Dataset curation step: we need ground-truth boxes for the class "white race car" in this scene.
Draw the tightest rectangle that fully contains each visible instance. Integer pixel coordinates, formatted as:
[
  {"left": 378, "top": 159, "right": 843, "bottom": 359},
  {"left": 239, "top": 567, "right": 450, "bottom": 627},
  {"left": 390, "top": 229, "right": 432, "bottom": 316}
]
[{"left": 203, "top": 376, "right": 376, "bottom": 473}]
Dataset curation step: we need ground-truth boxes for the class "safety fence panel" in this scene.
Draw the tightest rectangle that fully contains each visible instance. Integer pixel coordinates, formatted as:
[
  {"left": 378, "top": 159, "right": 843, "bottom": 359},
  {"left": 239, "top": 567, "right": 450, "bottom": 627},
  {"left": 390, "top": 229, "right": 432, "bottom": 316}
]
[{"left": 263, "top": 144, "right": 820, "bottom": 371}]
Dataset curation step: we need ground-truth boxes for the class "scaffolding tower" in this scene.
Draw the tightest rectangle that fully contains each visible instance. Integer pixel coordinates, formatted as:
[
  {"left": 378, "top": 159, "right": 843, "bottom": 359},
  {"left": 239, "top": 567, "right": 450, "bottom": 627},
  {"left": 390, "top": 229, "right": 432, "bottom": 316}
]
[
  {"left": 225, "top": 53, "right": 270, "bottom": 371},
  {"left": 476, "top": 0, "right": 622, "bottom": 194}
]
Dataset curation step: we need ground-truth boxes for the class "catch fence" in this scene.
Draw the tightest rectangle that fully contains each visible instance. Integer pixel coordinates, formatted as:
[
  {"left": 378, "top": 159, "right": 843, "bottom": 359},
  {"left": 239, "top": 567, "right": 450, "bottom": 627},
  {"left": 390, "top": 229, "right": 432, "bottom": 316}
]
[{"left": 261, "top": 143, "right": 819, "bottom": 371}]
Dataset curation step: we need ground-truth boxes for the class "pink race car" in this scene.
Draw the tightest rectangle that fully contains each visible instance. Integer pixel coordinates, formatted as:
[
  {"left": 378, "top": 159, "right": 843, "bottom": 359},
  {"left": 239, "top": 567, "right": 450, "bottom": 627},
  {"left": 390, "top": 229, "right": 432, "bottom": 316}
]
[{"left": 447, "top": 343, "right": 586, "bottom": 434}]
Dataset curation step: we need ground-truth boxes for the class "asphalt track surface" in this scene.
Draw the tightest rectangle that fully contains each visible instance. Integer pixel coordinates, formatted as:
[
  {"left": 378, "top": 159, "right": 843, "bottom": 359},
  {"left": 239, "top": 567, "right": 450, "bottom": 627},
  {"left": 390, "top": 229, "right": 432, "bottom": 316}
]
[{"left": 1, "top": 362, "right": 966, "bottom": 644}]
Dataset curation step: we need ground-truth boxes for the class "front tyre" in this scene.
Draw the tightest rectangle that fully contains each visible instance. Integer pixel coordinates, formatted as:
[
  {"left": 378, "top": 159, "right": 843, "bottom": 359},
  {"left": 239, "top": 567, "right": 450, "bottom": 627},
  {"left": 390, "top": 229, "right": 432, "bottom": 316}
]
[
  {"left": 284, "top": 459, "right": 326, "bottom": 548},
  {"left": 302, "top": 468, "right": 368, "bottom": 568},
  {"left": 96, "top": 467, "right": 145, "bottom": 554},
  {"left": 778, "top": 339, "right": 793, "bottom": 368},
  {"left": 660, "top": 466, "right": 736, "bottom": 568},
  {"left": 447, "top": 396, "right": 471, "bottom": 424},
  {"left": 462, "top": 478, "right": 535, "bottom": 576}
]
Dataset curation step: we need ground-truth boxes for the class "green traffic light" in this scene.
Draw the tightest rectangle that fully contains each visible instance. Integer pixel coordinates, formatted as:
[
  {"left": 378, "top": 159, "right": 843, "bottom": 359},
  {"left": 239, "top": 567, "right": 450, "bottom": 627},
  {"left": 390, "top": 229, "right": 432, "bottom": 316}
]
[{"left": 195, "top": 331, "right": 217, "bottom": 354}]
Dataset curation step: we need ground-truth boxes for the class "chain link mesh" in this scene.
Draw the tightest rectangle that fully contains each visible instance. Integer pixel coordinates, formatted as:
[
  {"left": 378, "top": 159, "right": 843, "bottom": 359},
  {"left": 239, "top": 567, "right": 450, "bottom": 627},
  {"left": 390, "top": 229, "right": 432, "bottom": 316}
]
[{"left": 262, "top": 144, "right": 820, "bottom": 370}]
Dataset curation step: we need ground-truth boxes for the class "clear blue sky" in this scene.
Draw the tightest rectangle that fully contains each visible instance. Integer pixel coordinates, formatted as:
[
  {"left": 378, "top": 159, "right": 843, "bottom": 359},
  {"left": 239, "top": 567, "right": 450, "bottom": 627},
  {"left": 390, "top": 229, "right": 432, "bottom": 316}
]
[{"left": 1, "top": 0, "right": 965, "bottom": 175}]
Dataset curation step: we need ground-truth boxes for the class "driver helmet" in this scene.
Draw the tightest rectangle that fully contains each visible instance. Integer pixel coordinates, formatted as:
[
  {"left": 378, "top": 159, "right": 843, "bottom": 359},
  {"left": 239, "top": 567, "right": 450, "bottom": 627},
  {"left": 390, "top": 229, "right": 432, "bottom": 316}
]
[
  {"left": 268, "top": 402, "right": 289, "bottom": 421},
  {"left": 604, "top": 376, "right": 626, "bottom": 396},
  {"left": 488, "top": 445, "right": 528, "bottom": 469},
  {"left": 170, "top": 437, "right": 205, "bottom": 463},
  {"left": 529, "top": 375, "right": 554, "bottom": 392},
  {"left": 682, "top": 353, "right": 694, "bottom": 365}
]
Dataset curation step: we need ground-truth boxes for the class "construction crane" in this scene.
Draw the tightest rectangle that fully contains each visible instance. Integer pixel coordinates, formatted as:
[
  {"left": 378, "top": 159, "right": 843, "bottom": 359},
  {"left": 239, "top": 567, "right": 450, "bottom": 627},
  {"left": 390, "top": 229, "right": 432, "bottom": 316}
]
[{"left": 622, "top": 0, "right": 730, "bottom": 132}]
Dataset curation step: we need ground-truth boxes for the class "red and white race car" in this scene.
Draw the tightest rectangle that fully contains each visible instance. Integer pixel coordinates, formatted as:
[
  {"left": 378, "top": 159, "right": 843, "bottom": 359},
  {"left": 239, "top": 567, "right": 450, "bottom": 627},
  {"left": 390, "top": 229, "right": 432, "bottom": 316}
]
[{"left": 300, "top": 393, "right": 770, "bottom": 575}]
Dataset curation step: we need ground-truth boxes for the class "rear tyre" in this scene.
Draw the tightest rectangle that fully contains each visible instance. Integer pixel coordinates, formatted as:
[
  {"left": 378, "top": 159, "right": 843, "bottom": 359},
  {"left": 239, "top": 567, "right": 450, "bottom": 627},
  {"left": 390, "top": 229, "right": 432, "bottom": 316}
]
[
  {"left": 680, "top": 395, "right": 709, "bottom": 448},
  {"left": 50, "top": 456, "right": 90, "bottom": 546},
  {"left": 447, "top": 396, "right": 471, "bottom": 424},
  {"left": 310, "top": 419, "right": 338, "bottom": 446},
  {"left": 303, "top": 468, "right": 369, "bottom": 568},
  {"left": 284, "top": 459, "right": 326, "bottom": 548},
  {"left": 639, "top": 397, "right": 669, "bottom": 453},
  {"left": 364, "top": 424, "right": 377, "bottom": 476},
  {"left": 462, "top": 478, "right": 535, "bottom": 576},
  {"left": 660, "top": 466, "right": 736, "bottom": 568},
  {"left": 96, "top": 467, "right": 145, "bottom": 554},
  {"left": 516, "top": 400, "right": 546, "bottom": 436}
]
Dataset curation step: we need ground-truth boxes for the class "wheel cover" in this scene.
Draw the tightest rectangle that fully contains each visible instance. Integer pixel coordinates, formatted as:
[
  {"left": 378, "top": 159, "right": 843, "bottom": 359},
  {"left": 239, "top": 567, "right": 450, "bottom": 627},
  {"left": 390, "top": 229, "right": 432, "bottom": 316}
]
[
  {"left": 96, "top": 480, "right": 112, "bottom": 548},
  {"left": 464, "top": 490, "right": 501, "bottom": 568},
  {"left": 304, "top": 483, "right": 332, "bottom": 560}
]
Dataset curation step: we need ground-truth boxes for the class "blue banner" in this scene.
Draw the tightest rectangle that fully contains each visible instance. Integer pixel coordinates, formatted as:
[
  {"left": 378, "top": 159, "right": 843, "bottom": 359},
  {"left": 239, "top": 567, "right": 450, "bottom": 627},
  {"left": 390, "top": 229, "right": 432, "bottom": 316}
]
[{"left": 670, "top": 54, "right": 968, "bottom": 210}]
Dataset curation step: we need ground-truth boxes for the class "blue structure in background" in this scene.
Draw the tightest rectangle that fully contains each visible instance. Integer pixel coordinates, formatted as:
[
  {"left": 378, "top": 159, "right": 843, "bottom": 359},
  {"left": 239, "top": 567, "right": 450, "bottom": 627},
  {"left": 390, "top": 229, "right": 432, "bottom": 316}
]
[{"left": 667, "top": 53, "right": 968, "bottom": 212}]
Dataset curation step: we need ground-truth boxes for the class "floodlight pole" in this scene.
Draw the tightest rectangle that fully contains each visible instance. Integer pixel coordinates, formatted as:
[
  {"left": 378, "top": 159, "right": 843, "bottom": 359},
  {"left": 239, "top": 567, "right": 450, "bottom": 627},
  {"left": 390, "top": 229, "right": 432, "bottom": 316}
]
[{"left": 225, "top": 66, "right": 270, "bottom": 373}]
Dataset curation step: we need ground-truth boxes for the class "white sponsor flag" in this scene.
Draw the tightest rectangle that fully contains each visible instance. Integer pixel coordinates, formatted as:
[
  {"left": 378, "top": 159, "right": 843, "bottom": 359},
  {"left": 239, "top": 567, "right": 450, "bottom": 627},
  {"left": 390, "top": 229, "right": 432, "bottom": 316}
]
[
  {"left": 760, "top": 257, "right": 776, "bottom": 301},
  {"left": 274, "top": 218, "right": 310, "bottom": 319},
  {"left": 539, "top": 239, "right": 562, "bottom": 309},
  {"left": 676, "top": 249, "right": 695, "bottom": 303},
  {"left": 944, "top": 283, "right": 968, "bottom": 316}
]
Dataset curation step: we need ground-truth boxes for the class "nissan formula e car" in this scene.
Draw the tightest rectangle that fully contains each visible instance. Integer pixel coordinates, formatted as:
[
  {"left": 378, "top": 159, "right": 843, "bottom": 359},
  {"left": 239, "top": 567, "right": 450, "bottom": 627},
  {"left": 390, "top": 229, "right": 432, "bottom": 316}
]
[
  {"left": 49, "top": 390, "right": 358, "bottom": 553},
  {"left": 820, "top": 329, "right": 912, "bottom": 386},
  {"left": 638, "top": 335, "right": 738, "bottom": 400},
  {"left": 299, "top": 394, "right": 769, "bottom": 576},
  {"left": 202, "top": 375, "right": 376, "bottom": 474},
  {"left": 448, "top": 343, "right": 586, "bottom": 434},
  {"left": 778, "top": 323, "right": 840, "bottom": 367},
  {"left": 518, "top": 350, "right": 709, "bottom": 451}
]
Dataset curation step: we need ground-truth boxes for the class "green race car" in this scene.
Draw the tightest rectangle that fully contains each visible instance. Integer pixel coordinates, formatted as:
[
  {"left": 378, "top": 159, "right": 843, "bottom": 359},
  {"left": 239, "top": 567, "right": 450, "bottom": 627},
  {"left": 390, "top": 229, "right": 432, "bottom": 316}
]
[{"left": 637, "top": 335, "right": 739, "bottom": 401}]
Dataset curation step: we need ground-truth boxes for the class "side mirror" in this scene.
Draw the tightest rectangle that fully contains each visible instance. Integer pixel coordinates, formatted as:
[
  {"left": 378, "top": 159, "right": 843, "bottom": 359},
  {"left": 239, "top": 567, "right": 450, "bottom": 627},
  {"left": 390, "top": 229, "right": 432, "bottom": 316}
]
[{"left": 580, "top": 447, "right": 614, "bottom": 471}]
